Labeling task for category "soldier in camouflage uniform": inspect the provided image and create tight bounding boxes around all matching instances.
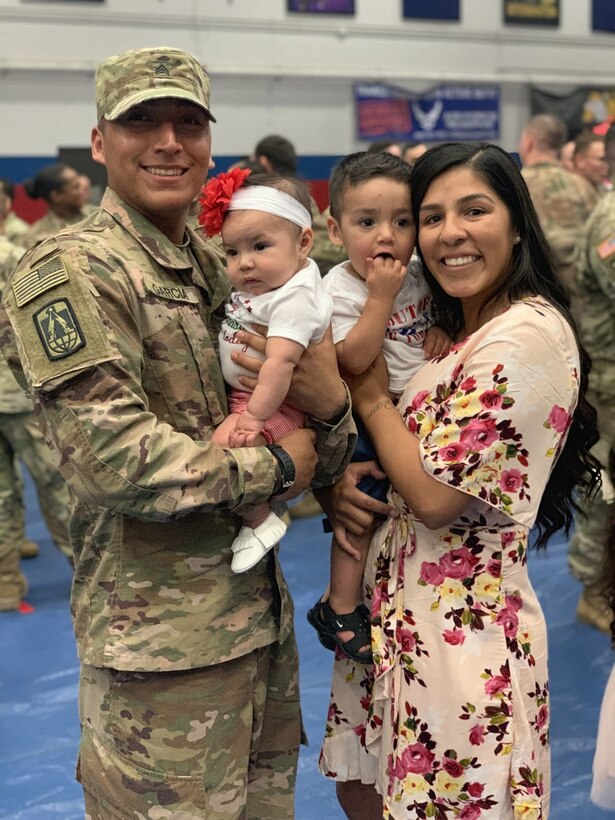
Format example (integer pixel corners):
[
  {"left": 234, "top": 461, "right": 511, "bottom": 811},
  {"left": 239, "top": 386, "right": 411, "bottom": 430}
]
[
  {"left": 519, "top": 114, "right": 597, "bottom": 317},
  {"left": 0, "top": 47, "right": 355, "bottom": 819},
  {"left": 568, "top": 189, "right": 615, "bottom": 633},
  {"left": 0, "top": 193, "right": 72, "bottom": 610},
  {"left": 18, "top": 163, "right": 88, "bottom": 251},
  {"left": 0, "top": 179, "right": 30, "bottom": 244}
]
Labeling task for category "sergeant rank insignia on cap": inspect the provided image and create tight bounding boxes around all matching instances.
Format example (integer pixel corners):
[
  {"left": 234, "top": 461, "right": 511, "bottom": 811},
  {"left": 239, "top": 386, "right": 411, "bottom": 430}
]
[
  {"left": 153, "top": 56, "right": 173, "bottom": 77},
  {"left": 33, "top": 299, "right": 85, "bottom": 360}
]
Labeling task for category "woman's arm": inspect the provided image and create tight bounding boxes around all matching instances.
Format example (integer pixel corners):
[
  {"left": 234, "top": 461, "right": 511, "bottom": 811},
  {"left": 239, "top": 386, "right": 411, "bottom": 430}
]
[{"left": 349, "top": 356, "right": 472, "bottom": 530}]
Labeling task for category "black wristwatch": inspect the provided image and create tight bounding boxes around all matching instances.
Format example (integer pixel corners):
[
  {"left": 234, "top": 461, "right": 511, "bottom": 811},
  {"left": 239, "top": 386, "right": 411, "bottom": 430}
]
[{"left": 267, "top": 444, "right": 296, "bottom": 496}]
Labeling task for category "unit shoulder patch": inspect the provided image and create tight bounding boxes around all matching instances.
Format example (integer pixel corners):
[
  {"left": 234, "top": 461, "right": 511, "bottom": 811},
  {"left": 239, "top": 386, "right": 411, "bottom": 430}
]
[{"left": 33, "top": 298, "right": 85, "bottom": 360}]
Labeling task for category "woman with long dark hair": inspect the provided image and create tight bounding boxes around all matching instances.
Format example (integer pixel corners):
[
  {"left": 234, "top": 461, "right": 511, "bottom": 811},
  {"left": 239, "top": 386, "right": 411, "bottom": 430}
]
[{"left": 319, "top": 143, "right": 600, "bottom": 819}]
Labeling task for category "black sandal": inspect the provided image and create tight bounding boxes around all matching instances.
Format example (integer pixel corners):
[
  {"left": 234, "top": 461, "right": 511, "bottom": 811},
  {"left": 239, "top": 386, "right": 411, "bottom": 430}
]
[{"left": 306, "top": 599, "right": 373, "bottom": 664}]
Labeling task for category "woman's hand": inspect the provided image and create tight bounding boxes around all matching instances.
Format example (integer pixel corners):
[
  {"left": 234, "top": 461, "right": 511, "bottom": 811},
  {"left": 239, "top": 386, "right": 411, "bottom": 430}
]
[{"left": 315, "top": 461, "right": 397, "bottom": 558}]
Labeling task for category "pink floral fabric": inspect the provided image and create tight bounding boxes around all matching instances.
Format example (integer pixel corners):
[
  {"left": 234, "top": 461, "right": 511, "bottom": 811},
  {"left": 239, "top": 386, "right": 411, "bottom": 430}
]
[{"left": 319, "top": 299, "right": 580, "bottom": 819}]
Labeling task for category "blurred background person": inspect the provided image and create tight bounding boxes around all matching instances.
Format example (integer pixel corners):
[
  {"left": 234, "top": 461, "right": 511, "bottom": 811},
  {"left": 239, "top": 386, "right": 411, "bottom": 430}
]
[
  {"left": 0, "top": 189, "right": 72, "bottom": 611},
  {"left": 568, "top": 127, "right": 615, "bottom": 633},
  {"left": 519, "top": 113, "right": 597, "bottom": 317},
  {"left": 18, "top": 163, "right": 87, "bottom": 250},
  {"left": 560, "top": 139, "right": 577, "bottom": 172},
  {"left": 402, "top": 140, "right": 427, "bottom": 166},
  {"left": 572, "top": 131, "right": 610, "bottom": 207},
  {"left": 365, "top": 139, "right": 401, "bottom": 156},
  {"left": 0, "top": 178, "right": 29, "bottom": 244}
]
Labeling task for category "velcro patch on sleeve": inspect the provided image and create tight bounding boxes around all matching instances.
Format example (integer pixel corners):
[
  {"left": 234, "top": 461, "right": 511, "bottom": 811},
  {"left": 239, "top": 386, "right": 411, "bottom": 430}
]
[
  {"left": 12, "top": 255, "right": 69, "bottom": 307},
  {"left": 6, "top": 246, "right": 120, "bottom": 388}
]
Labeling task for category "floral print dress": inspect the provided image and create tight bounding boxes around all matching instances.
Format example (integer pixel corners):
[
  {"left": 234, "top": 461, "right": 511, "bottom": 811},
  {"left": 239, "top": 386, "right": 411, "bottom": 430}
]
[{"left": 319, "top": 299, "right": 580, "bottom": 819}]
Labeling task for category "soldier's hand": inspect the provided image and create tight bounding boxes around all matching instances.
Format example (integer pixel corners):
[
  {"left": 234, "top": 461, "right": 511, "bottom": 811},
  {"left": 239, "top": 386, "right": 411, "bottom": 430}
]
[
  {"left": 275, "top": 427, "right": 318, "bottom": 501},
  {"left": 235, "top": 327, "right": 347, "bottom": 423}
]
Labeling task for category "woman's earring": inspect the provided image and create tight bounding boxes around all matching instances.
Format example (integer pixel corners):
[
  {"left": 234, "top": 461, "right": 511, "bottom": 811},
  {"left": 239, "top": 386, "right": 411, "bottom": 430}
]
[{"left": 513, "top": 235, "right": 521, "bottom": 245}]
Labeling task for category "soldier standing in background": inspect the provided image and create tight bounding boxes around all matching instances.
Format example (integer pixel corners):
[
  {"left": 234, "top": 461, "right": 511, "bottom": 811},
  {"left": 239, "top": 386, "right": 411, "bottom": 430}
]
[
  {"left": 0, "top": 190, "right": 72, "bottom": 611},
  {"left": 0, "top": 179, "right": 30, "bottom": 244},
  {"left": 519, "top": 113, "right": 597, "bottom": 317},
  {"left": 569, "top": 130, "right": 615, "bottom": 633},
  {"left": 18, "top": 163, "right": 88, "bottom": 250},
  {"left": 0, "top": 46, "right": 354, "bottom": 818},
  {"left": 572, "top": 131, "right": 609, "bottom": 208}
]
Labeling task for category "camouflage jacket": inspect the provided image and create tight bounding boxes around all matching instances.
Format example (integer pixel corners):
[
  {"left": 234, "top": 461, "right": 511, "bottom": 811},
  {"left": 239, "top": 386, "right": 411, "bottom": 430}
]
[
  {"left": 522, "top": 162, "right": 597, "bottom": 296},
  {"left": 17, "top": 208, "right": 89, "bottom": 251},
  {"left": 311, "top": 205, "right": 345, "bottom": 277},
  {"left": 575, "top": 190, "right": 615, "bottom": 399},
  {"left": 0, "top": 236, "right": 31, "bottom": 413},
  {"left": 5, "top": 211, "right": 30, "bottom": 244},
  {"left": 0, "top": 188, "right": 355, "bottom": 672}
]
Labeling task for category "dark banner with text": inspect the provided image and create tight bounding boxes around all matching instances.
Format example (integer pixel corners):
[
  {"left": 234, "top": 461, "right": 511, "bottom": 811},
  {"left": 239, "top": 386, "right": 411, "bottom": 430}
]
[
  {"left": 403, "top": 0, "right": 460, "bottom": 20},
  {"left": 592, "top": 0, "right": 615, "bottom": 33}
]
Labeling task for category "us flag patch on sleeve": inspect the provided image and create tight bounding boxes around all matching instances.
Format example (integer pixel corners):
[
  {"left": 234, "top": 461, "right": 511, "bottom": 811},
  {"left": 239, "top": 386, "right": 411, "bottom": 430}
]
[
  {"left": 12, "top": 256, "right": 69, "bottom": 307},
  {"left": 597, "top": 234, "right": 615, "bottom": 260}
]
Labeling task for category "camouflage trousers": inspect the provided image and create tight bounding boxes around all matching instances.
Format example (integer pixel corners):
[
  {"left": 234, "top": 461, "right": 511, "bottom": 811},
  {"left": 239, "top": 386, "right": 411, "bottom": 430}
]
[
  {"left": 0, "top": 411, "right": 71, "bottom": 561},
  {"left": 568, "top": 389, "right": 614, "bottom": 587},
  {"left": 78, "top": 635, "right": 303, "bottom": 819}
]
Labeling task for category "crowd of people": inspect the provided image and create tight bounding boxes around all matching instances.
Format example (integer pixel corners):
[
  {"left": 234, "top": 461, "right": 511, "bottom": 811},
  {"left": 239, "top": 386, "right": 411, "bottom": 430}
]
[{"left": 0, "top": 44, "right": 613, "bottom": 819}]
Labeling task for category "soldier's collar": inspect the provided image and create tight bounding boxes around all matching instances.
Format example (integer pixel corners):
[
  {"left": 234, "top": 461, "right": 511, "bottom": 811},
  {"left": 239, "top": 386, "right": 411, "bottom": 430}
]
[{"left": 101, "top": 187, "right": 196, "bottom": 272}]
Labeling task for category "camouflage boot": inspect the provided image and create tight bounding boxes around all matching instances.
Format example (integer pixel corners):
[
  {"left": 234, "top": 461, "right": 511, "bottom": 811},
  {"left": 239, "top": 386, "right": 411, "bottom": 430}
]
[
  {"left": 0, "top": 550, "right": 28, "bottom": 611},
  {"left": 576, "top": 586, "right": 613, "bottom": 635}
]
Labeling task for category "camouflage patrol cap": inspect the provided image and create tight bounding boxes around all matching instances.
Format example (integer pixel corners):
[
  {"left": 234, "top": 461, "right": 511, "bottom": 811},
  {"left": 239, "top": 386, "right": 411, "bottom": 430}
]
[{"left": 95, "top": 46, "right": 216, "bottom": 123}]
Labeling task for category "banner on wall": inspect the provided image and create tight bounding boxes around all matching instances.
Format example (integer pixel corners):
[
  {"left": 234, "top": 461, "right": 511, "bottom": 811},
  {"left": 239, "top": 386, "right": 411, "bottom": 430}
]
[
  {"left": 530, "top": 86, "right": 615, "bottom": 137},
  {"left": 402, "top": 0, "right": 460, "bottom": 21},
  {"left": 592, "top": 0, "right": 615, "bottom": 33},
  {"left": 504, "top": 0, "right": 559, "bottom": 26},
  {"left": 354, "top": 83, "right": 500, "bottom": 142}
]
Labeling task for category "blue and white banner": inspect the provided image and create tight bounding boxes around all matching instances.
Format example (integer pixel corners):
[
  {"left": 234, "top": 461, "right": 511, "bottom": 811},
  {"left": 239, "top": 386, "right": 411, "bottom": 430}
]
[{"left": 355, "top": 83, "right": 500, "bottom": 142}]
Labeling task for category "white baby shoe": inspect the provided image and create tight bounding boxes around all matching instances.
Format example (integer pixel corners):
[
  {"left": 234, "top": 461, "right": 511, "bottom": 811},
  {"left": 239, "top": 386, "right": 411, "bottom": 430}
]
[{"left": 230, "top": 511, "right": 288, "bottom": 573}]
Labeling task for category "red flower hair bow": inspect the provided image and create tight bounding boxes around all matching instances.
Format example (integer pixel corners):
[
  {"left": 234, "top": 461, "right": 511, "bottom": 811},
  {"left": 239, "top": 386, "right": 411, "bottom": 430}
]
[{"left": 198, "top": 167, "right": 252, "bottom": 237}]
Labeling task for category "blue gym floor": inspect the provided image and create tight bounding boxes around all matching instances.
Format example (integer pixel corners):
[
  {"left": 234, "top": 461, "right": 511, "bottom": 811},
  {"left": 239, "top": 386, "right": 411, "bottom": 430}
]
[{"left": 1, "top": 476, "right": 613, "bottom": 819}]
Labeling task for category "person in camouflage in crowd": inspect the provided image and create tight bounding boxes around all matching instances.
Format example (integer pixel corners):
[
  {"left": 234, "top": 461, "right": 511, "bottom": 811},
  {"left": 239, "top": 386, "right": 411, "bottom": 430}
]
[
  {"left": 572, "top": 131, "right": 609, "bottom": 208},
  {"left": 18, "top": 163, "right": 88, "bottom": 251},
  {"left": 0, "top": 191, "right": 72, "bottom": 610},
  {"left": 0, "top": 46, "right": 355, "bottom": 819},
  {"left": 568, "top": 182, "right": 615, "bottom": 633},
  {"left": 519, "top": 113, "right": 598, "bottom": 318},
  {"left": 0, "top": 179, "right": 30, "bottom": 244}
]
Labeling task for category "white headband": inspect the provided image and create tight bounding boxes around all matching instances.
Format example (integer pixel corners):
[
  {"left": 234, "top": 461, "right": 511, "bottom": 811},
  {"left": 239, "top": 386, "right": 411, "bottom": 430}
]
[{"left": 227, "top": 185, "right": 312, "bottom": 229}]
